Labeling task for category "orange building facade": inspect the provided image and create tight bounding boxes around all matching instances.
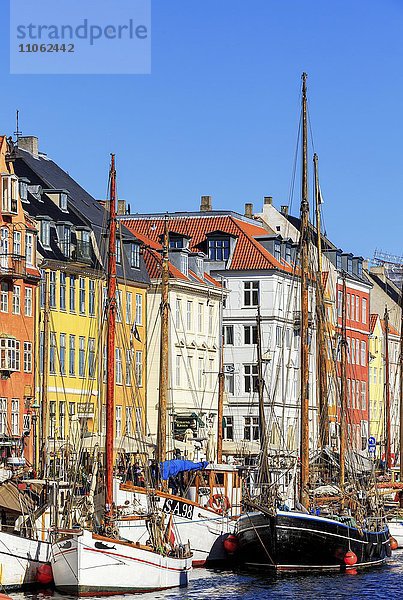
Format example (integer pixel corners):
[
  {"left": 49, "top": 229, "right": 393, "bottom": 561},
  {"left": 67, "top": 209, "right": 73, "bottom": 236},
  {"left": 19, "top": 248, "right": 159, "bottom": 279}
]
[{"left": 0, "top": 136, "right": 40, "bottom": 468}]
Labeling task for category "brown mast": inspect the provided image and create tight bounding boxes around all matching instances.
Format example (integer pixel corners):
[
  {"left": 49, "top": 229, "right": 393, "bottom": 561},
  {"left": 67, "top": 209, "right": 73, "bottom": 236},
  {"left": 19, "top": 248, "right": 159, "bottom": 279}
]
[
  {"left": 105, "top": 154, "right": 117, "bottom": 513},
  {"left": 300, "top": 72, "right": 310, "bottom": 509},
  {"left": 256, "top": 305, "right": 269, "bottom": 485},
  {"left": 156, "top": 218, "right": 170, "bottom": 465},
  {"left": 313, "top": 153, "right": 329, "bottom": 448},
  {"left": 384, "top": 306, "right": 391, "bottom": 471},
  {"left": 217, "top": 328, "right": 224, "bottom": 463},
  {"left": 40, "top": 270, "right": 50, "bottom": 475},
  {"left": 339, "top": 275, "right": 347, "bottom": 490}
]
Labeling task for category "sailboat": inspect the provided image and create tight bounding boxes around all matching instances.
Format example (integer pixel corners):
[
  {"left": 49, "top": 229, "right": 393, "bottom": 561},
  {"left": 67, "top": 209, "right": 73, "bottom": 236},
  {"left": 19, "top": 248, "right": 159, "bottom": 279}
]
[
  {"left": 234, "top": 73, "right": 391, "bottom": 573},
  {"left": 114, "top": 219, "right": 242, "bottom": 567},
  {"left": 50, "top": 155, "right": 192, "bottom": 595}
]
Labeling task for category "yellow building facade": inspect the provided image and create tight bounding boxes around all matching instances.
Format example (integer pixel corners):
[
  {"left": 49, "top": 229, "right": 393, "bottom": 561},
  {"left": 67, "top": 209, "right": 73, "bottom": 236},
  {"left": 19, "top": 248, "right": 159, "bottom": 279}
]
[{"left": 368, "top": 314, "right": 384, "bottom": 453}]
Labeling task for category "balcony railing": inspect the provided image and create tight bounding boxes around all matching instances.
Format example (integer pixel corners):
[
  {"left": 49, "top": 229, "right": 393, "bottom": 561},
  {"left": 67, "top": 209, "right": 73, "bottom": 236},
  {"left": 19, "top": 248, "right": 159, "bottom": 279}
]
[{"left": 0, "top": 254, "right": 26, "bottom": 278}]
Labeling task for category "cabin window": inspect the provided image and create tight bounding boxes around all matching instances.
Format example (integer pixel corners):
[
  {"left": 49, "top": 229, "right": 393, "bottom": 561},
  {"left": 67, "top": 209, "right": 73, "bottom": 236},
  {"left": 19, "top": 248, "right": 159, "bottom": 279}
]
[{"left": 208, "top": 238, "right": 230, "bottom": 261}]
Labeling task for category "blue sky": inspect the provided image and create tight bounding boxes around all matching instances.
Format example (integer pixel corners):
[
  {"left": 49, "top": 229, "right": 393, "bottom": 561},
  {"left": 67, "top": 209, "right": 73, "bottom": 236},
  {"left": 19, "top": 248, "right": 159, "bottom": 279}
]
[{"left": 1, "top": 0, "right": 402, "bottom": 259}]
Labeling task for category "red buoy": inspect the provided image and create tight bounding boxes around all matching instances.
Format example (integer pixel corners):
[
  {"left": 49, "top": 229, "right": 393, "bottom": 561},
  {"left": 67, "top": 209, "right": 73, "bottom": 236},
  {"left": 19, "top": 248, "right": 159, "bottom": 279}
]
[
  {"left": 390, "top": 536, "right": 399, "bottom": 551},
  {"left": 36, "top": 564, "right": 53, "bottom": 585},
  {"left": 344, "top": 550, "right": 358, "bottom": 566},
  {"left": 223, "top": 534, "right": 239, "bottom": 554}
]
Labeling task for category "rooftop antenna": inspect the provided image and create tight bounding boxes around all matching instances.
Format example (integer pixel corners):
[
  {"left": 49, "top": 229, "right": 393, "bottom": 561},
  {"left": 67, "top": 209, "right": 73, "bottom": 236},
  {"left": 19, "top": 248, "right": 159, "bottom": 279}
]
[{"left": 14, "top": 110, "right": 22, "bottom": 142}]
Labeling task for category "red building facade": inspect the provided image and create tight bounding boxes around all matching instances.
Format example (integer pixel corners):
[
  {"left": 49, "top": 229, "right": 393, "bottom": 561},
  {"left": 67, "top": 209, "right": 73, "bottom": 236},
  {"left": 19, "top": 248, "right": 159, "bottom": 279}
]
[{"left": 0, "top": 136, "right": 40, "bottom": 468}]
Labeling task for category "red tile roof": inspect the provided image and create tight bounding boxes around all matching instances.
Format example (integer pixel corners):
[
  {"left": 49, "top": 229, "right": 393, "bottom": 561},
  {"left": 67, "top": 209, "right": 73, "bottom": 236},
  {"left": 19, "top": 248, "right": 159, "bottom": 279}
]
[
  {"left": 381, "top": 319, "right": 400, "bottom": 337},
  {"left": 370, "top": 313, "right": 378, "bottom": 334},
  {"left": 122, "top": 214, "right": 293, "bottom": 273}
]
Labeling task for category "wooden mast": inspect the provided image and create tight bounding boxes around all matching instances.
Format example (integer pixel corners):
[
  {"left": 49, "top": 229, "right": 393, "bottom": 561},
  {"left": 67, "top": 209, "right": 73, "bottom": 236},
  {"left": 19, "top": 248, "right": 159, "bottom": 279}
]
[
  {"left": 399, "top": 285, "right": 403, "bottom": 498},
  {"left": 105, "top": 154, "right": 117, "bottom": 513},
  {"left": 217, "top": 328, "right": 224, "bottom": 463},
  {"left": 339, "top": 275, "right": 347, "bottom": 490},
  {"left": 40, "top": 270, "right": 50, "bottom": 475},
  {"left": 313, "top": 153, "right": 329, "bottom": 448},
  {"left": 256, "top": 305, "right": 269, "bottom": 484},
  {"left": 300, "top": 72, "right": 310, "bottom": 509},
  {"left": 156, "top": 218, "right": 169, "bottom": 465},
  {"left": 384, "top": 306, "right": 391, "bottom": 471}
]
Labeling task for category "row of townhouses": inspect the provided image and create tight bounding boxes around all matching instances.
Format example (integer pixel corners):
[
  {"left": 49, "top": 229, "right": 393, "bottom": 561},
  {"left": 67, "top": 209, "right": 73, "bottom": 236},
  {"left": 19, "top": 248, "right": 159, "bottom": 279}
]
[{"left": 0, "top": 134, "right": 401, "bottom": 473}]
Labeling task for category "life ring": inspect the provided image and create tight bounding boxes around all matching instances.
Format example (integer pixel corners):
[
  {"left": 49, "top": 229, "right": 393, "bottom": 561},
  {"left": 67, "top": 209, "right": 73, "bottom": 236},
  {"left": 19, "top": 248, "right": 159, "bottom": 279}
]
[{"left": 207, "top": 494, "right": 231, "bottom": 514}]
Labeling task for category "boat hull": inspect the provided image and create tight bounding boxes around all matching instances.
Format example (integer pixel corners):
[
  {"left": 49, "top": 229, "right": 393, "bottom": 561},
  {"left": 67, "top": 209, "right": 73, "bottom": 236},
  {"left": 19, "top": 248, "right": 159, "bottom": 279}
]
[
  {"left": 235, "top": 510, "right": 391, "bottom": 572},
  {"left": 0, "top": 530, "right": 50, "bottom": 589},
  {"left": 51, "top": 529, "right": 192, "bottom": 596},
  {"left": 388, "top": 520, "right": 403, "bottom": 548}
]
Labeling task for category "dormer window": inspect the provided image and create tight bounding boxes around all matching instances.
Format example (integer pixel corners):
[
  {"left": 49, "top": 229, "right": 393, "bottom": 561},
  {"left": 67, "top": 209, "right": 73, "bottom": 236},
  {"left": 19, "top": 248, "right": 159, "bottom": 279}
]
[
  {"left": 357, "top": 261, "right": 363, "bottom": 277},
  {"left": 285, "top": 245, "right": 292, "bottom": 264},
  {"left": 274, "top": 241, "right": 281, "bottom": 262},
  {"left": 336, "top": 254, "right": 342, "bottom": 270},
  {"left": 76, "top": 229, "right": 91, "bottom": 261},
  {"left": 116, "top": 239, "right": 121, "bottom": 264},
  {"left": 180, "top": 253, "right": 189, "bottom": 277},
  {"left": 19, "top": 179, "right": 28, "bottom": 203},
  {"left": 208, "top": 238, "right": 230, "bottom": 261},
  {"left": 130, "top": 243, "right": 140, "bottom": 268},
  {"left": 60, "top": 193, "right": 67, "bottom": 211},
  {"left": 1, "top": 175, "right": 18, "bottom": 214},
  {"left": 40, "top": 220, "right": 51, "bottom": 248},
  {"left": 197, "top": 257, "right": 203, "bottom": 273},
  {"left": 57, "top": 224, "right": 71, "bottom": 257},
  {"left": 347, "top": 257, "right": 353, "bottom": 274},
  {"left": 170, "top": 238, "right": 183, "bottom": 249}
]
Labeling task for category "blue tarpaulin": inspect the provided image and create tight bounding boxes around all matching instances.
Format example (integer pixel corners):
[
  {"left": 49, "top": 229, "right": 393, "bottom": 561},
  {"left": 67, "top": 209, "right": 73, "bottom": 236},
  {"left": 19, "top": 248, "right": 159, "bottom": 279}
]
[{"left": 160, "top": 459, "right": 209, "bottom": 481}]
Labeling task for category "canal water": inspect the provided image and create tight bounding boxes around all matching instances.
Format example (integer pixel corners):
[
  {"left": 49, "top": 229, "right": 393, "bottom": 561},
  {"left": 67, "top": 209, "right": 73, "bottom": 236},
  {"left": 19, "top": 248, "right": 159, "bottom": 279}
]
[{"left": 12, "top": 552, "right": 403, "bottom": 600}]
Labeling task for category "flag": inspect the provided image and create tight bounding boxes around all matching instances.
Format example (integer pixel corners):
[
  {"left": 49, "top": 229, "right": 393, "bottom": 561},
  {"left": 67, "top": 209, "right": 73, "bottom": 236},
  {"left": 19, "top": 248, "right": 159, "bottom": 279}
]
[
  {"left": 318, "top": 184, "right": 324, "bottom": 205},
  {"left": 165, "top": 513, "right": 175, "bottom": 547},
  {"left": 131, "top": 323, "right": 141, "bottom": 343}
]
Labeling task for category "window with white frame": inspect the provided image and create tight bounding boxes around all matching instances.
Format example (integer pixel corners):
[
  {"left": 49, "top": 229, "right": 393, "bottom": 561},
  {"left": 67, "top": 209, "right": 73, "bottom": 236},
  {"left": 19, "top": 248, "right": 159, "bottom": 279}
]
[
  {"left": 79, "top": 336, "right": 85, "bottom": 377},
  {"left": 69, "top": 335, "right": 75, "bottom": 376},
  {"left": 0, "top": 282, "right": 8, "bottom": 313},
  {"left": 0, "top": 398, "right": 6, "bottom": 434},
  {"left": 198, "top": 357, "right": 204, "bottom": 388},
  {"left": 49, "top": 271, "right": 56, "bottom": 308},
  {"left": 186, "top": 300, "right": 192, "bottom": 331},
  {"left": 79, "top": 277, "right": 85, "bottom": 314},
  {"left": 11, "top": 399, "right": 19, "bottom": 435},
  {"left": 208, "top": 238, "right": 230, "bottom": 261},
  {"left": 244, "top": 325, "right": 258, "bottom": 345},
  {"left": 362, "top": 298, "right": 367, "bottom": 324},
  {"left": 176, "top": 298, "right": 182, "bottom": 329},
  {"left": 130, "top": 243, "right": 140, "bottom": 268},
  {"left": 40, "top": 220, "right": 51, "bottom": 248},
  {"left": 89, "top": 280, "right": 95, "bottom": 316},
  {"left": 0, "top": 338, "right": 20, "bottom": 371},
  {"left": 116, "top": 289, "right": 122, "bottom": 322},
  {"left": 209, "top": 358, "right": 214, "bottom": 390},
  {"left": 244, "top": 364, "right": 258, "bottom": 393},
  {"left": 135, "top": 293, "right": 142, "bottom": 325},
  {"left": 69, "top": 276, "right": 76, "bottom": 312},
  {"left": 356, "top": 296, "right": 360, "bottom": 322},
  {"left": 88, "top": 338, "right": 95, "bottom": 378},
  {"left": 125, "top": 349, "right": 132, "bottom": 386},
  {"left": 59, "top": 272, "right": 66, "bottom": 311},
  {"left": 208, "top": 304, "right": 214, "bottom": 334},
  {"left": 224, "top": 364, "right": 235, "bottom": 394},
  {"left": 0, "top": 227, "right": 9, "bottom": 269},
  {"left": 24, "top": 286, "right": 32, "bottom": 316},
  {"left": 23, "top": 341, "right": 32, "bottom": 372},
  {"left": 361, "top": 381, "right": 367, "bottom": 410},
  {"left": 25, "top": 232, "right": 34, "bottom": 265},
  {"left": 337, "top": 290, "right": 343, "bottom": 318},
  {"left": 49, "top": 332, "right": 56, "bottom": 373},
  {"left": 135, "top": 350, "right": 143, "bottom": 387},
  {"left": 125, "top": 406, "right": 133, "bottom": 436},
  {"left": 198, "top": 302, "right": 203, "bottom": 333},
  {"left": 116, "top": 239, "right": 121, "bottom": 264},
  {"left": 244, "top": 416, "right": 259, "bottom": 441},
  {"left": 126, "top": 292, "right": 132, "bottom": 324},
  {"left": 175, "top": 355, "right": 181, "bottom": 387},
  {"left": 115, "top": 348, "right": 122, "bottom": 384},
  {"left": 1, "top": 176, "right": 18, "bottom": 213},
  {"left": 116, "top": 406, "right": 122, "bottom": 437},
  {"left": 223, "top": 325, "right": 234, "bottom": 345},
  {"left": 361, "top": 341, "right": 366, "bottom": 366},
  {"left": 12, "top": 285, "right": 20, "bottom": 314},
  {"left": 223, "top": 416, "right": 234, "bottom": 440},
  {"left": 59, "top": 401, "right": 66, "bottom": 439},
  {"left": 243, "top": 281, "right": 259, "bottom": 307},
  {"left": 13, "top": 231, "right": 21, "bottom": 256}
]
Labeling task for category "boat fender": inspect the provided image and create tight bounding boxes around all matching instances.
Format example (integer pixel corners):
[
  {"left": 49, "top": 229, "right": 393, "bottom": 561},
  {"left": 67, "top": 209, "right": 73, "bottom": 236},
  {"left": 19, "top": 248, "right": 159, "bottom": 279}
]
[
  {"left": 36, "top": 564, "right": 54, "bottom": 585},
  {"left": 207, "top": 494, "right": 231, "bottom": 514},
  {"left": 343, "top": 551, "right": 357, "bottom": 566},
  {"left": 223, "top": 534, "right": 239, "bottom": 554},
  {"left": 0, "top": 594, "right": 13, "bottom": 600},
  {"left": 390, "top": 536, "right": 399, "bottom": 551}
]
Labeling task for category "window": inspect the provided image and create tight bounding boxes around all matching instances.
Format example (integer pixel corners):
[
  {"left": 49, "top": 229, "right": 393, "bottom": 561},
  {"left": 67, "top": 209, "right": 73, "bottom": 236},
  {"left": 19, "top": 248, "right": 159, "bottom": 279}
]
[
  {"left": 186, "top": 301, "right": 193, "bottom": 331},
  {"left": 116, "top": 406, "right": 122, "bottom": 438},
  {"left": 223, "top": 416, "right": 234, "bottom": 440},
  {"left": 59, "top": 402, "right": 66, "bottom": 439},
  {"left": 11, "top": 399, "right": 19, "bottom": 436},
  {"left": 169, "top": 238, "right": 184, "bottom": 249},
  {"left": 356, "top": 296, "right": 360, "bottom": 322},
  {"left": 77, "top": 229, "right": 91, "bottom": 260},
  {"left": 274, "top": 241, "right": 281, "bottom": 262},
  {"left": 23, "top": 342, "right": 32, "bottom": 372},
  {"left": 373, "top": 367, "right": 377, "bottom": 385},
  {"left": 0, "top": 338, "right": 20, "bottom": 371},
  {"left": 12, "top": 285, "right": 20, "bottom": 314},
  {"left": 244, "top": 416, "right": 259, "bottom": 441},
  {"left": 69, "top": 276, "right": 76, "bottom": 312},
  {"left": 25, "top": 232, "right": 34, "bottom": 265},
  {"left": 135, "top": 350, "right": 143, "bottom": 387},
  {"left": 24, "top": 287, "right": 32, "bottom": 316},
  {"left": 69, "top": 402, "right": 75, "bottom": 418},
  {"left": 0, "top": 282, "right": 8, "bottom": 313},
  {"left": 244, "top": 364, "right": 258, "bottom": 393},
  {"left": 88, "top": 338, "right": 95, "bottom": 378},
  {"left": 176, "top": 298, "right": 182, "bottom": 329},
  {"left": 49, "top": 332, "right": 56, "bottom": 373},
  {"left": 351, "top": 294, "right": 355, "bottom": 321},
  {"left": 224, "top": 325, "right": 234, "bottom": 345},
  {"left": 361, "top": 381, "right": 367, "bottom": 410},
  {"left": 13, "top": 231, "right": 21, "bottom": 255},
  {"left": 0, "top": 399, "right": 6, "bottom": 434},
  {"left": 208, "top": 304, "right": 214, "bottom": 334},
  {"left": 198, "top": 357, "right": 204, "bottom": 388},
  {"left": 116, "top": 289, "right": 122, "bottom": 322},
  {"left": 69, "top": 335, "right": 76, "bottom": 376},
  {"left": 0, "top": 227, "right": 9, "bottom": 269},
  {"left": 116, "top": 348, "right": 122, "bottom": 384},
  {"left": 135, "top": 293, "right": 142, "bottom": 325},
  {"left": 59, "top": 333, "right": 66, "bottom": 375},
  {"left": 276, "top": 325, "right": 282, "bottom": 347},
  {"left": 126, "top": 292, "right": 132, "bottom": 324},
  {"left": 347, "top": 379, "right": 351, "bottom": 408},
  {"left": 48, "top": 271, "right": 56, "bottom": 308},
  {"left": 59, "top": 272, "right": 66, "bottom": 311},
  {"left": 351, "top": 338, "right": 355, "bottom": 365},
  {"left": 58, "top": 225, "right": 71, "bottom": 257},
  {"left": 116, "top": 239, "right": 121, "bottom": 264},
  {"left": 89, "top": 280, "right": 96, "bottom": 316},
  {"left": 347, "top": 294, "right": 351, "bottom": 320},
  {"left": 40, "top": 220, "right": 50, "bottom": 248},
  {"left": 60, "top": 193, "right": 67, "bottom": 211},
  {"left": 79, "top": 277, "right": 85, "bottom": 314},
  {"left": 125, "top": 349, "right": 132, "bottom": 386},
  {"left": 209, "top": 358, "right": 214, "bottom": 390},
  {"left": 362, "top": 298, "right": 367, "bottom": 324},
  {"left": 244, "top": 325, "right": 258, "bottom": 345},
  {"left": 125, "top": 406, "right": 133, "bottom": 436},
  {"left": 243, "top": 281, "right": 259, "bottom": 306},
  {"left": 130, "top": 243, "right": 140, "bottom": 268},
  {"left": 79, "top": 336, "right": 85, "bottom": 377},
  {"left": 1, "top": 176, "right": 18, "bottom": 213},
  {"left": 180, "top": 254, "right": 188, "bottom": 276},
  {"left": 208, "top": 238, "right": 230, "bottom": 261},
  {"left": 337, "top": 290, "right": 343, "bottom": 318},
  {"left": 224, "top": 364, "right": 235, "bottom": 394},
  {"left": 198, "top": 302, "right": 203, "bottom": 333},
  {"left": 175, "top": 355, "right": 181, "bottom": 387},
  {"left": 361, "top": 341, "right": 366, "bottom": 366},
  {"left": 286, "top": 328, "right": 292, "bottom": 349}
]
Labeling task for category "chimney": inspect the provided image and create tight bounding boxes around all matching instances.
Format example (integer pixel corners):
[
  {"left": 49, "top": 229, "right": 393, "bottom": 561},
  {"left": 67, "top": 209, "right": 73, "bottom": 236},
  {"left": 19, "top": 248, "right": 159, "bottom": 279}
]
[
  {"left": 117, "top": 200, "right": 127, "bottom": 215},
  {"left": 280, "top": 205, "right": 289, "bottom": 217},
  {"left": 200, "top": 195, "right": 212, "bottom": 212},
  {"left": 18, "top": 136, "right": 39, "bottom": 157},
  {"left": 264, "top": 196, "right": 273, "bottom": 205},
  {"left": 244, "top": 203, "right": 253, "bottom": 218}
]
